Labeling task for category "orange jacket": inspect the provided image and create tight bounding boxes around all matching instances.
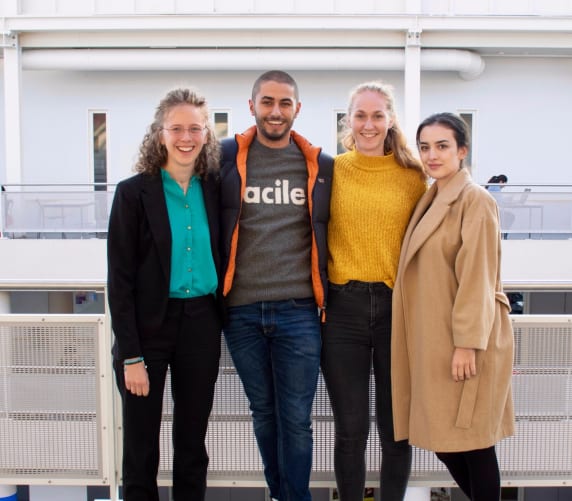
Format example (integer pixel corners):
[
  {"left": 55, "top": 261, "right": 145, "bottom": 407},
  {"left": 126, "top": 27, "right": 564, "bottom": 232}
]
[{"left": 220, "top": 125, "right": 333, "bottom": 311}]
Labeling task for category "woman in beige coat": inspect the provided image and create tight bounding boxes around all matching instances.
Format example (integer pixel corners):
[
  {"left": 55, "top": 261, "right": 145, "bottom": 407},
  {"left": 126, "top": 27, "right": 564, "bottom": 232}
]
[{"left": 391, "top": 113, "right": 514, "bottom": 500}]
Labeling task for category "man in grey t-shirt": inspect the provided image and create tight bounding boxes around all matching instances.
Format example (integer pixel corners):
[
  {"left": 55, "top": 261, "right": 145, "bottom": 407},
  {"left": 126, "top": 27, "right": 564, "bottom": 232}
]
[{"left": 220, "top": 70, "right": 333, "bottom": 501}]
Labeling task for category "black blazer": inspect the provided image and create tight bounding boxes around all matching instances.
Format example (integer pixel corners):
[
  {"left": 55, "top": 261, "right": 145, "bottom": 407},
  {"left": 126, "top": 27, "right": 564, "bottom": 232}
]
[{"left": 107, "top": 171, "right": 221, "bottom": 361}]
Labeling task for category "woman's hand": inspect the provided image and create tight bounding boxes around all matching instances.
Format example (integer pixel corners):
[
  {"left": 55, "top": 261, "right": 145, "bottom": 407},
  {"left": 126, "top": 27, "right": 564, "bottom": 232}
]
[
  {"left": 124, "top": 362, "right": 150, "bottom": 397},
  {"left": 451, "top": 347, "right": 477, "bottom": 382}
]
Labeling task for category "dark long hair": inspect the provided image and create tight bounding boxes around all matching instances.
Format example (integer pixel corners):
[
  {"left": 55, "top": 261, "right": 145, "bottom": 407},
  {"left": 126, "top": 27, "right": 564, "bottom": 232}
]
[{"left": 416, "top": 112, "right": 470, "bottom": 168}]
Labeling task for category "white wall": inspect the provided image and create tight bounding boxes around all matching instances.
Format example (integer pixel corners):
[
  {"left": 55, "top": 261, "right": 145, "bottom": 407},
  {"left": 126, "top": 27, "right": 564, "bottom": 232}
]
[
  {"left": 0, "top": 238, "right": 570, "bottom": 289},
  {"left": 0, "top": 65, "right": 5, "bottom": 185},
  {"left": 15, "top": 57, "right": 572, "bottom": 186},
  {"left": 0, "top": 239, "right": 106, "bottom": 284},
  {"left": 20, "top": 69, "right": 405, "bottom": 184},
  {"left": 8, "top": 0, "right": 572, "bottom": 16},
  {"left": 421, "top": 56, "right": 572, "bottom": 184}
]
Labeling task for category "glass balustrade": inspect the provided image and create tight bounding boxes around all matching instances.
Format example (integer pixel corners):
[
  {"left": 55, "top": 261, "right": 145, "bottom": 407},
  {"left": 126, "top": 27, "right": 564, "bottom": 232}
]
[
  {"left": 1, "top": 184, "right": 572, "bottom": 239},
  {"left": 0, "top": 185, "right": 115, "bottom": 239}
]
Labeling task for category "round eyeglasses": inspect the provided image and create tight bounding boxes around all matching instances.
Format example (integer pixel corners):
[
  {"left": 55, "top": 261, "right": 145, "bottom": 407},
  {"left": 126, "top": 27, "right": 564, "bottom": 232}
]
[{"left": 162, "top": 126, "right": 206, "bottom": 137}]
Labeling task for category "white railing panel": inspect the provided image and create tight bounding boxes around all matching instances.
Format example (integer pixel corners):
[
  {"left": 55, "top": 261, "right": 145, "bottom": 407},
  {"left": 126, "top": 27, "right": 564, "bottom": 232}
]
[
  {"left": 0, "top": 314, "right": 113, "bottom": 485},
  {"left": 1, "top": 312, "right": 571, "bottom": 487}
]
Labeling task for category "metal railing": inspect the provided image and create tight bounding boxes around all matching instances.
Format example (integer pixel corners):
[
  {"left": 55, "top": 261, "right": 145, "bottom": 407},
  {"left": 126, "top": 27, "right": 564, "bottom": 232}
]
[
  {"left": 486, "top": 184, "right": 572, "bottom": 239},
  {"left": 0, "top": 184, "right": 115, "bottom": 239},
  {"left": 1, "top": 308, "right": 571, "bottom": 498},
  {"left": 2, "top": 184, "right": 572, "bottom": 240},
  {"left": 0, "top": 313, "right": 114, "bottom": 488}
]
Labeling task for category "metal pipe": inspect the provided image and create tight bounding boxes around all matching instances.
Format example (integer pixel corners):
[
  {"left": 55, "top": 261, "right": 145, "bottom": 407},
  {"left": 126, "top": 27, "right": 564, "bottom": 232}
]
[{"left": 20, "top": 48, "right": 485, "bottom": 79}]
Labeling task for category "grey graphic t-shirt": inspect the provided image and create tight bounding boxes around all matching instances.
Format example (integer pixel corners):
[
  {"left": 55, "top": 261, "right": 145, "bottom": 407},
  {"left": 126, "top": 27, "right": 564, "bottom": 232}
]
[{"left": 227, "top": 138, "right": 313, "bottom": 307}]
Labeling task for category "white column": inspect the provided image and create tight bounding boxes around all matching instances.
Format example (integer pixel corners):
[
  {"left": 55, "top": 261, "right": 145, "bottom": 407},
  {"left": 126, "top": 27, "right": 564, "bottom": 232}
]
[
  {"left": 403, "top": 29, "right": 422, "bottom": 151},
  {"left": 404, "top": 486, "right": 431, "bottom": 501},
  {"left": 0, "top": 291, "right": 16, "bottom": 501},
  {"left": 3, "top": 33, "right": 23, "bottom": 185}
]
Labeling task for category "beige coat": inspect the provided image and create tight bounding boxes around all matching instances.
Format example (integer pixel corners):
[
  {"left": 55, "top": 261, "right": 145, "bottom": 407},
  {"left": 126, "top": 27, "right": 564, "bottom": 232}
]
[{"left": 391, "top": 168, "right": 515, "bottom": 452}]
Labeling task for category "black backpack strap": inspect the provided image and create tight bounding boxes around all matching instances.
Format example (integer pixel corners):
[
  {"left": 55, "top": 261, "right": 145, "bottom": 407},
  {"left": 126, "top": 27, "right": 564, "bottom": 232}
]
[
  {"left": 221, "top": 137, "right": 238, "bottom": 170},
  {"left": 317, "top": 150, "right": 334, "bottom": 175}
]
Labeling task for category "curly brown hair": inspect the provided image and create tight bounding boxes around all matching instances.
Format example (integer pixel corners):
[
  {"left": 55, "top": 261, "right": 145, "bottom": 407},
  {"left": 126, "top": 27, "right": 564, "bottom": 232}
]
[
  {"left": 134, "top": 88, "right": 220, "bottom": 178},
  {"left": 340, "top": 81, "right": 426, "bottom": 180}
]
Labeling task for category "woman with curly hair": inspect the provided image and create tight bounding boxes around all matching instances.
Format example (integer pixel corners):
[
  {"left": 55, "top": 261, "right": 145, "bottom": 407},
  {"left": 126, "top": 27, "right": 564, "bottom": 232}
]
[{"left": 107, "top": 88, "right": 222, "bottom": 501}]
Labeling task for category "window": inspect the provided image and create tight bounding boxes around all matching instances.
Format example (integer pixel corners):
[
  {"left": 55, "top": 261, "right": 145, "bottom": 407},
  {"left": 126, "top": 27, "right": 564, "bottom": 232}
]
[
  {"left": 212, "top": 111, "right": 230, "bottom": 139},
  {"left": 89, "top": 111, "right": 110, "bottom": 237},
  {"left": 90, "top": 111, "right": 107, "bottom": 191},
  {"left": 459, "top": 110, "right": 476, "bottom": 172},
  {"left": 336, "top": 111, "right": 347, "bottom": 154}
]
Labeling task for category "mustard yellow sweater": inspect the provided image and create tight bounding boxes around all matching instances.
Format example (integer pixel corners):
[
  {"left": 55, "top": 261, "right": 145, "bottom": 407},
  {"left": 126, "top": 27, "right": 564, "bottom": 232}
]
[{"left": 328, "top": 149, "right": 427, "bottom": 288}]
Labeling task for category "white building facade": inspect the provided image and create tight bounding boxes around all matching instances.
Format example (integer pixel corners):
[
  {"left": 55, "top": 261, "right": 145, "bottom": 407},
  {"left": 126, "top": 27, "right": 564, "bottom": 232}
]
[
  {"left": 1, "top": 0, "right": 572, "bottom": 187},
  {"left": 1, "top": 2, "right": 572, "bottom": 501}
]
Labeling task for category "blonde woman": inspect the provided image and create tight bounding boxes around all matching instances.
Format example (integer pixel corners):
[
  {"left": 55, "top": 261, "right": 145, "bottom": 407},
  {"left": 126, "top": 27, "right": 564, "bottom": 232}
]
[{"left": 321, "top": 81, "right": 427, "bottom": 501}]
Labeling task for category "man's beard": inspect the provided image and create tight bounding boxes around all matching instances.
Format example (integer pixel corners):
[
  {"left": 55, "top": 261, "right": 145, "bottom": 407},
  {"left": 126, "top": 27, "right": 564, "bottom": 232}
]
[{"left": 255, "top": 116, "right": 292, "bottom": 143}]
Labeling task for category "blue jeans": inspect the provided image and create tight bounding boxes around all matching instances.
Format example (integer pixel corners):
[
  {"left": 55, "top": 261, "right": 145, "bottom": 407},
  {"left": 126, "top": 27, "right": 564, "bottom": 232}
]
[
  {"left": 223, "top": 298, "right": 321, "bottom": 501},
  {"left": 321, "top": 282, "right": 412, "bottom": 501}
]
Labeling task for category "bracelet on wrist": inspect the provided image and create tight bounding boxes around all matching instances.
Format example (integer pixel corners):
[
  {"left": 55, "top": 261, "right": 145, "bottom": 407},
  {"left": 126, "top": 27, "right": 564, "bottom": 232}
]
[{"left": 123, "top": 356, "right": 144, "bottom": 366}]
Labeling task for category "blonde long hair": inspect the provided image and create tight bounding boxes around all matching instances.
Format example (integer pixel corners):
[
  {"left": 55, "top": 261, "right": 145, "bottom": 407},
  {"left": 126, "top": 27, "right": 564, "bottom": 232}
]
[{"left": 341, "top": 81, "right": 426, "bottom": 179}]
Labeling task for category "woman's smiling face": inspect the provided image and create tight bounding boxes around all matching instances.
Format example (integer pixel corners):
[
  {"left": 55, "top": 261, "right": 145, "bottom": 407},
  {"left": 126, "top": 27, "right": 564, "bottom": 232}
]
[
  {"left": 348, "top": 90, "right": 394, "bottom": 157},
  {"left": 160, "top": 104, "right": 207, "bottom": 171}
]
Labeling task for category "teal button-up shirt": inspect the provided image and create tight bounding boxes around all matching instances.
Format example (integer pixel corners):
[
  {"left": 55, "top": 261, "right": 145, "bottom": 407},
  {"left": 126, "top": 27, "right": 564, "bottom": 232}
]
[{"left": 161, "top": 169, "right": 217, "bottom": 298}]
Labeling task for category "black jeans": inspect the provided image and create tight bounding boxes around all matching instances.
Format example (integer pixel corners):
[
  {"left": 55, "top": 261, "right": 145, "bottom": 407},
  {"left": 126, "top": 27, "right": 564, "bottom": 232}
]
[
  {"left": 321, "top": 281, "right": 411, "bottom": 501},
  {"left": 114, "top": 296, "right": 221, "bottom": 501}
]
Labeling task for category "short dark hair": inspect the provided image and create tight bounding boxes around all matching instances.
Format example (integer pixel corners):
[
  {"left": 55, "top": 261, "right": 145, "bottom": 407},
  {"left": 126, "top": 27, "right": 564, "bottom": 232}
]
[{"left": 251, "top": 70, "right": 299, "bottom": 101}]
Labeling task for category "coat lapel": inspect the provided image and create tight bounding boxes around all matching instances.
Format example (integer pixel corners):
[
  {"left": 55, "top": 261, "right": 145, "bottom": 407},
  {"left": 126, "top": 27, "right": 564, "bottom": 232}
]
[
  {"left": 400, "top": 169, "right": 472, "bottom": 270},
  {"left": 141, "top": 173, "right": 171, "bottom": 283}
]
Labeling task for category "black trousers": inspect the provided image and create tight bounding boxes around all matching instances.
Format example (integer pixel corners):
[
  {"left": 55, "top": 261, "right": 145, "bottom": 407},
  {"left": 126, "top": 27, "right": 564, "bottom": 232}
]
[
  {"left": 321, "top": 281, "right": 412, "bottom": 501},
  {"left": 114, "top": 296, "right": 221, "bottom": 501},
  {"left": 436, "top": 447, "right": 501, "bottom": 501}
]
